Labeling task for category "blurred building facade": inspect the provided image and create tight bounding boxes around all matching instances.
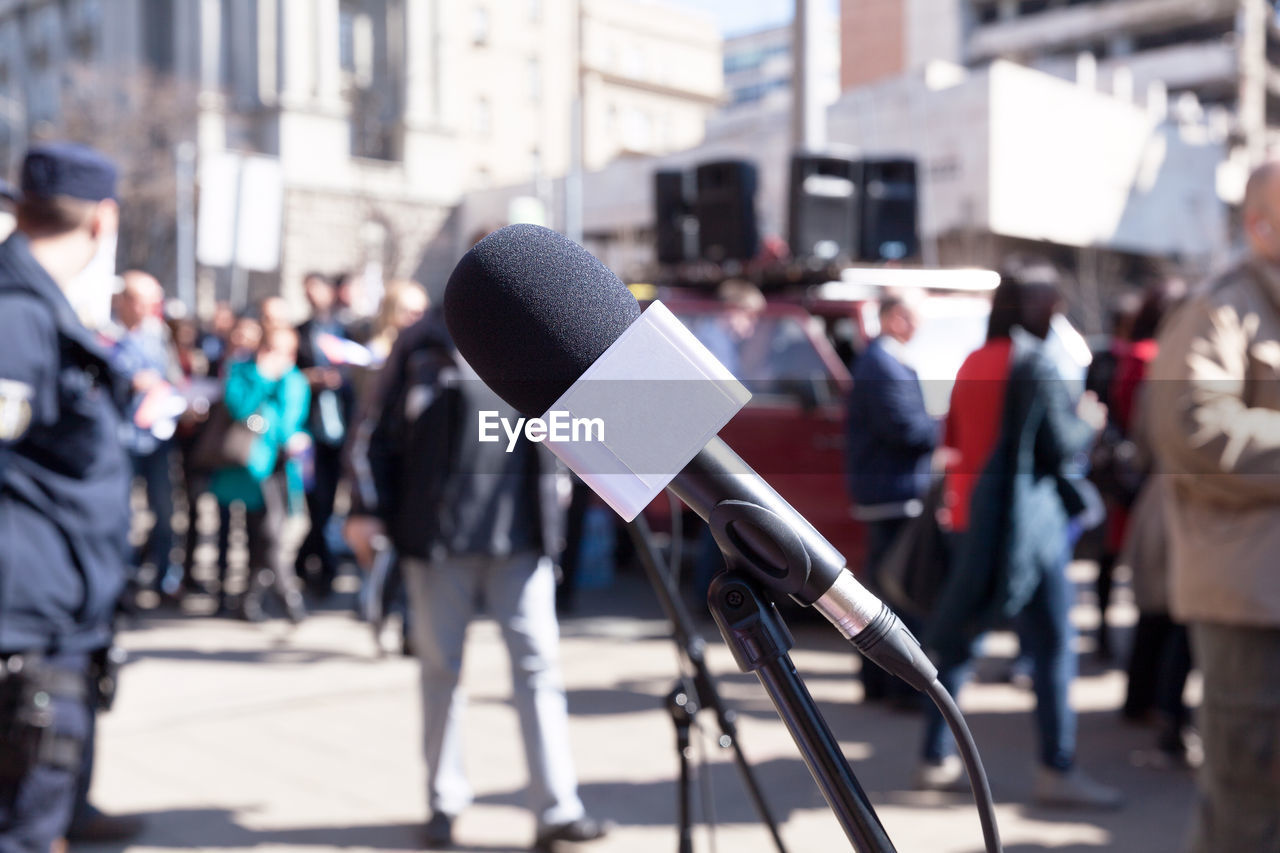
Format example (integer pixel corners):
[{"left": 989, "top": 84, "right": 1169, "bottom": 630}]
[
  {"left": 841, "top": 0, "right": 1271, "bottom": 190},
  {"left": 840, "top": 0, "right": 964, "bottom": 89},
  {"left": 721, "top": 16, "right": 840, "bottom": 116},
  {"left": 822, "top": 0, "right": 1249, "bottom": 325},
  {"left": 0, "top": 0, "right": 722, "bottom": 309},
  {"left": 456, "top": 55, "right": 1227, "bottom": 333}
]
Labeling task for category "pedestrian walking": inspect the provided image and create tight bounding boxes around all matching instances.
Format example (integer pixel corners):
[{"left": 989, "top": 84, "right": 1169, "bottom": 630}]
[
  {"left": 357, "top": 312, "right": 609, "bottom": 850},
  {"left": 914, "top": 263, "right": 1121, "bottom": 809}
]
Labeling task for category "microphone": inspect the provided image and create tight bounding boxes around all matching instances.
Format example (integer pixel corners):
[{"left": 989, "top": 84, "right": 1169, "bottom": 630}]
[{"left": 444, "top": 224, "right": 936, "bottom": 689}]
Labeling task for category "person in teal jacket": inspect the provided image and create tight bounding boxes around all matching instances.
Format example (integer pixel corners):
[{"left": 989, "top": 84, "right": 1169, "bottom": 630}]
[{"left": 210, "top": 326, "right": 311, "bottom": 622}]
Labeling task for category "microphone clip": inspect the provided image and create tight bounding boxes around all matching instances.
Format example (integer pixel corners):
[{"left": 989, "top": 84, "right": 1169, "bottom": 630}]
[{"left": 707, "top": 500, "right": 813, "bottom": 598}]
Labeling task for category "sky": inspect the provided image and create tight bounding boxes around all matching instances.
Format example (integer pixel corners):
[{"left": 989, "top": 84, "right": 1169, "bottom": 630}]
[{"left": 666, "top": 0, "right": 839, "bottom": 38}]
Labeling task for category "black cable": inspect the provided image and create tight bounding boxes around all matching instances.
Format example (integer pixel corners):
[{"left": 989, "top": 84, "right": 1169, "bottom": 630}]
[{"left": 924, "top": 678, "right": 1002, "bottom": 853}]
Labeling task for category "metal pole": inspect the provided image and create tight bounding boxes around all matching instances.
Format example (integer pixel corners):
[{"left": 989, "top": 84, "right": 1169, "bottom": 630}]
[
  {"left": 1238, "top": 0, "right": 1268, "bottom": 167},
  {"left": 627, "top": 516, "right": 790, "bottom": 853},
  {"left": 229, "top": 154, "right": 247, "bottom": 312},
  {"left": 708, "top": 574, "right": 896, "bottom": 852},
  {"left": 565, "top": 0, "right": 584, "bottom": 243},
  {"left": 175, "top": 141, "right": 197, "bottom": 314},
  {"left": 791, "top": 0, "right": 826, "bottom": 151},
  {"left": 0, "top": 94, "right": 27, "bottom": 178}
]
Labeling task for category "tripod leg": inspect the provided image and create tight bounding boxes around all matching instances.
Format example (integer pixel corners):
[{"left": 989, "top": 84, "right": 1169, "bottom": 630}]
[
  {"left": 628, "top": 518, "right": 789, "bottom": 852},
  {"left": 668, "top": 686, "right": 697, "bottom": 853}
]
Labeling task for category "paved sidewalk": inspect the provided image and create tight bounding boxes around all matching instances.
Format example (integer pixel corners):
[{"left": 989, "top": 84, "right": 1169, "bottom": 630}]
[{"left": 84, "top": 569, "right": 1195, "bottom": 853}]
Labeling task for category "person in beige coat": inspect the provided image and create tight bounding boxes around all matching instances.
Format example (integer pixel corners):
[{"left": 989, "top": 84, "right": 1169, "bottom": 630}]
[{"left": 1146, "top": 160, "right": 1280, "bottom": 852}]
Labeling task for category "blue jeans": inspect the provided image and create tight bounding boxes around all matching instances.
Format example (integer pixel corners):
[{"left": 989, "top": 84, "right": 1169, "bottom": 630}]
[
  {"left": 923, "top": 558, "right": 1077, "bottom": 771},
  {"left": 131, "top": 444, "right": 176, "bottom": 587},
  {"left": 1187, "top": 623, "right": 1280, "bottom": 853}
]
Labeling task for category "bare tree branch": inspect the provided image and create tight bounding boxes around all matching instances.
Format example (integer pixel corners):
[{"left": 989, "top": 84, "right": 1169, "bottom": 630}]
[{"left": 58, "top": 65, "right": 199, "bottom": 290}]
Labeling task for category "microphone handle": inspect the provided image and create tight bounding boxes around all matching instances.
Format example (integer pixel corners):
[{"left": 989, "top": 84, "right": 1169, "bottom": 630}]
[
  {"left": 670, "top": 437, "right": 939, "bottom": 691},
  {"left": 668, "top": 437, "right": 878, "bottom": 629}
]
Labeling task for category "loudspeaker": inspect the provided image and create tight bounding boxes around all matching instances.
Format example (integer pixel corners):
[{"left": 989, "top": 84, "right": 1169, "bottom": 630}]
[
  {"left": 859, "top": 158, "right": 919, "bottom": 262},
  {"left": 788, "top": 153, "right": 861, "bottom": 262},
  {"left": 653, "top": 169, "right": 697, "bottom": 264},
  {"left": 694, "top": 159, "right": 759, "bottom": 262}
]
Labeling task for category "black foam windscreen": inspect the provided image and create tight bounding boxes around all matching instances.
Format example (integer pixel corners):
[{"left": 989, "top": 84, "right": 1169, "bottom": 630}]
[{"left": 443, "top": 224, "right": 642, "bottom": 417}]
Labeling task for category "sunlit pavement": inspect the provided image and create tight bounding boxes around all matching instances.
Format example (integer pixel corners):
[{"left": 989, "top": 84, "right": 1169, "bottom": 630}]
[{"left": 84, "top": 563, "right": 1195, "bottom": 853}]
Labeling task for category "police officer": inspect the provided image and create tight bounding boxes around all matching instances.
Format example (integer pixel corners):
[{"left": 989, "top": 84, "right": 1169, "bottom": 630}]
[{"left": 0, "top": 143, "right": 133, "bottom": 851}]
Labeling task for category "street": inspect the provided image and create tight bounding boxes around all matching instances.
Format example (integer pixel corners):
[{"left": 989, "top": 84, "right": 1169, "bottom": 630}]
[{"left": 86, "top": 566, "right": 1195, "bottom": 853}]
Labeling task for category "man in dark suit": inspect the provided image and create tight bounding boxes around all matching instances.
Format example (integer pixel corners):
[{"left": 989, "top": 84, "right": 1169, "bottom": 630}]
[{"left": 845, "top": 290, "right": 939, "bottom": 703}]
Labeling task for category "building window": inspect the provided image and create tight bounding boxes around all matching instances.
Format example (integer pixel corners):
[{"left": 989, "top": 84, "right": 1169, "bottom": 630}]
[
  {"left": 25, "top": 11, "right": 51, "bottom": 71},
  {"left": 338, "top": 1, "right": 394, "bottom": 160},
  {"left": 474, "top": 97, "right": 491, "bottom": 135},
  {"left": 724, "top": 43, "right": 788, "bottom": 75},
  {"left": 472, "top": 7, "right": 489, "bottom": 46},
  {"left": 220, "top": 0, "right": 234, "bottom": 89},
  {"left": 350, "top": 89, "right": 395, "bottom": 160},
  {"left": 142, "top": 0, "right": 175, "bottom": 72},
  {"left": 68, "top": 0, "right": 100, "bottom": 60},
  {"left": 340, "top": 8, "right": 355, "bottom": 70},
  {"left": 340, "top": 4, "right": 375, "bottom": 88},
  {"left": 1132, "top": 18, "right": 1234, "bottom": 52}
]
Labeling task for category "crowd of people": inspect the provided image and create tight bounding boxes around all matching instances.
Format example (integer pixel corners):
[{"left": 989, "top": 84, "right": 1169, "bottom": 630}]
[
  {"left": 4, "top": 138, "right": 1280, "bottom": 853},
  {"left": 99, "top": 266, "right": 430, "bottom": 623},
  {"left": 847, "top": 162, "right": 1280, "bottom": 851}
]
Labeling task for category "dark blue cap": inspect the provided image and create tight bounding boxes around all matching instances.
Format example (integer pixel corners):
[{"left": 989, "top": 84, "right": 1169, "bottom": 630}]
[{"left": 21, "top": 142, "right": 117, "bottom": 202}]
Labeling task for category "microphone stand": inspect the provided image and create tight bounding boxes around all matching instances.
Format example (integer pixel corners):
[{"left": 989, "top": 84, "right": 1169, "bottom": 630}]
[
  {"left": 626, "top": 516, "right": 788, "bottom": 853},
  {"left": 665, "top": 438, "right": 898, "bottom": 851},
  {"left": 705, "top": 569, "right": 895, "bottom": 853}
]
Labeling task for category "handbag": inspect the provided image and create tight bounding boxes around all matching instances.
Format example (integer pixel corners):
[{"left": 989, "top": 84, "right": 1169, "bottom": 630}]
[
  {"left": 189, "top": 401, "right": 263, "bottom": 472},
  {"left": 1088, "top": 422, "right": 1144, "bottom": 507},
  {"left": 877, "top": 476, "right": 950, "bottom": 621}
]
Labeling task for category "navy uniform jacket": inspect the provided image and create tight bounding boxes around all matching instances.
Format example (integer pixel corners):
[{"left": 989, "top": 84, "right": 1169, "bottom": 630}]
[
  {"left": 0, "top": 233, "right": 130, "bottom": 654},
  {"left": 845, "top": 335, "right": 939, "bottom": 510}
]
